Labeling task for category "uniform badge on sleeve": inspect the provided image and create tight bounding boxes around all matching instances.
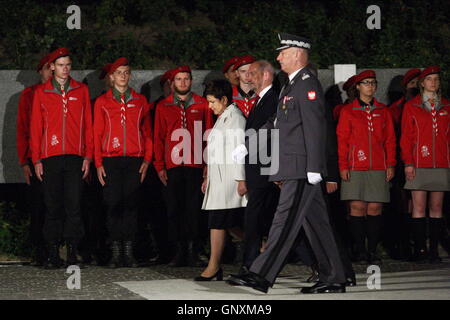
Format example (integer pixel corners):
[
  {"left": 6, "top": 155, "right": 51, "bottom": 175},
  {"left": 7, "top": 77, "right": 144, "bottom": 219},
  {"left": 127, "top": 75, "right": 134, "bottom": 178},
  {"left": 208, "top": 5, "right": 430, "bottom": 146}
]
[{"left": 307, "top": 91, "right": 316, "bottom": 100}]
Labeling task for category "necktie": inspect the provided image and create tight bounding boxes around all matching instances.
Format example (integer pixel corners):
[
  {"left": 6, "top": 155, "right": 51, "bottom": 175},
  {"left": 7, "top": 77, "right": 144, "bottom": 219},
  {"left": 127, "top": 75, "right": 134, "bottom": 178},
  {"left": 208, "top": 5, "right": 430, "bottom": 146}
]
[{"left": 254, "top": 94, "right": 260, "bottom": 107}]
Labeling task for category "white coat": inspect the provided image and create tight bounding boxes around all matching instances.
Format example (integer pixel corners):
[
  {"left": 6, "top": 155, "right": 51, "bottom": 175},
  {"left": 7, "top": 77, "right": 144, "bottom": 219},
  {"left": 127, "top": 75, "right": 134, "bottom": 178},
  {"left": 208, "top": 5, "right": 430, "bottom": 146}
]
[{"left": 202, "top": 104, "right": 248, "bottom": 210}]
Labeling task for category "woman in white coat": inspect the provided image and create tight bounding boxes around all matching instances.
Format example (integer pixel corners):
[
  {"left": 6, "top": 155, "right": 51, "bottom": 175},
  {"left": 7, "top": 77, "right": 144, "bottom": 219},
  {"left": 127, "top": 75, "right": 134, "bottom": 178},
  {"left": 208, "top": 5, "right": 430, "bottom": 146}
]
[{"left": 195, "top": 79, "right": 248, "bottom": 281}]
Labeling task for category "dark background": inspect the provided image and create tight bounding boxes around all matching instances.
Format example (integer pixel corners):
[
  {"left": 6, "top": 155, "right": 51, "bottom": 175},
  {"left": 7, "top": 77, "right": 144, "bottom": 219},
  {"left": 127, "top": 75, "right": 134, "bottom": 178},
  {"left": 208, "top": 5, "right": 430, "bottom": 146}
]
[{"left": 0, "top": 0, "right": 449, "bottom": 97}]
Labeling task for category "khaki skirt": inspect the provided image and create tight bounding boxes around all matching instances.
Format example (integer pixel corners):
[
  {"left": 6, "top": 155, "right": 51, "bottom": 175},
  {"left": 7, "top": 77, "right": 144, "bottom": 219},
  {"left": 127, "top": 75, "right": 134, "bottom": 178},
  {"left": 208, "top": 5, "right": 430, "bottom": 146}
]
[
  {"left": 341, "top": 170, "right": 390, "bottom": 203},
  {"left": 404, "top": 168, "right": 450, "bottom": 191}
]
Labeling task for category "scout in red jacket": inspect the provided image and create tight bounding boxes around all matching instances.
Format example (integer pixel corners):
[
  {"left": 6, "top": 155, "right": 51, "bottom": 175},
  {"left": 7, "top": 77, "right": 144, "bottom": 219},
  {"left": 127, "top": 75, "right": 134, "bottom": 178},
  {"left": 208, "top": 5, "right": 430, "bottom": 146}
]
[
  {"left": 30, "top": 48, "right": 93, "bottom": 268},
  {"left": 337, "top": 70, "right": 396, "bottom": 265},
  {"left": 93, "top": 57, "right": 152, "bottom": 268},
  {"left": 153, "top": 65, "right": 213, "bottom": 267},
  {"left": 15, "top": 53, "right": 53, "bottom": 266},
  {"left": 232, "top": 55, "right": 258, "bottom": 117},
  {"left": 389, "top": 68, "right": 421, "bottom": 127},
  {"left": 222, "top": 56, "right": 240, "bottom": 87},
  {"left": 400, "top": 66, "right": 450, "bottom": 263},
  {"left": 333, "top": 75, "right": 357, "bottom": 122},
  {"left": 386, "top": 68, "right": 421, "bottom": 260}
]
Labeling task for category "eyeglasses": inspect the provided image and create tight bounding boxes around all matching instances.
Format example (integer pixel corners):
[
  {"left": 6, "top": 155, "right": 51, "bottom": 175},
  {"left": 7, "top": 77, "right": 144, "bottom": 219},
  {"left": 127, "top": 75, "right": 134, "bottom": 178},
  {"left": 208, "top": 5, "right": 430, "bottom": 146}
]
[{"left": 359, "top": 80, "right": 378, "bottom": 86}]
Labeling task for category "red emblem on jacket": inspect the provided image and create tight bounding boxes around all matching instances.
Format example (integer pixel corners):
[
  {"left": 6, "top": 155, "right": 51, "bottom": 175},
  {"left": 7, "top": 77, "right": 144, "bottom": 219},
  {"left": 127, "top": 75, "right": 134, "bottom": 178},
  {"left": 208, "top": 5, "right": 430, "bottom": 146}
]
[{"left": 308, "top": 91, "right": 316, "bottom": 100}]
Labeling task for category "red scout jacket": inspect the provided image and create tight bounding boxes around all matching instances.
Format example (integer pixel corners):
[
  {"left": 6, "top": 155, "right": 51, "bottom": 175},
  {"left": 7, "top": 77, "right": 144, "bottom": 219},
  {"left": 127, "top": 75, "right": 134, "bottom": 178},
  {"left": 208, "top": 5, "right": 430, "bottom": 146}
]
[
  {"left": 337, "top": 98, "right": 396, "bottom": 171},
  {"left": 30, "top": 77, "right": 94, "bottom": 164},
  {"left": 389, "top": 97, "right": 406, "bottom": 127},
  {"left": 153, "top": 93, "right": 213, "bottom": 172},
  {"left": 400, "top": 95, "right": 450, "bottom": 168},
  {"left": 333, "top": 103, "right": 346, "bottom": 122},
  {"left": 93, "top": 88, "right": 153, "bottom": 168},
  {"left": 232, "top": 86, "right": 257, "bottom": 118},
  {"left": 17, "top": 84, "right": 41, "bottom": 166}
]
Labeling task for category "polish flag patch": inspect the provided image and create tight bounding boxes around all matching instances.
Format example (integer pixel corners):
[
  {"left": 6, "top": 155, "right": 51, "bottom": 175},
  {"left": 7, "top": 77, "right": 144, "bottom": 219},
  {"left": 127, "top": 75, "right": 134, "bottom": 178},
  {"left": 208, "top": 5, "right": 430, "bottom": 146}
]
[{"left": 307, "top": 91, "right": 316, "bottom": 100}]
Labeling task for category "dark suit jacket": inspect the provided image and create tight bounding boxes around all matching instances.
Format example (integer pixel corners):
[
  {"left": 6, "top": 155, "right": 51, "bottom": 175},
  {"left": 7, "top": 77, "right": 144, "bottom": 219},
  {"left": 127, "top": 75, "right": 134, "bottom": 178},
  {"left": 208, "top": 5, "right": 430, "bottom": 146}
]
[
  {"left": 244, "top": 87, "right": 278, "bottom": 189},
  {"left": 262, "top": 67, "right": 328, "bottom": 182}
]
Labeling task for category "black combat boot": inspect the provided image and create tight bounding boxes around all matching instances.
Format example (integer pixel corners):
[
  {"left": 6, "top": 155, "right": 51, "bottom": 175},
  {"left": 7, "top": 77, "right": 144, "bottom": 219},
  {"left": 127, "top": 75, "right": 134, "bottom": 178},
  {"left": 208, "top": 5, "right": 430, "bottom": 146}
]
[
  {"left": 66, "top": 243, "right": 84, "bottom": 268},
  {"left": 108, "top": 241, "right": 122, "bottom": 268},
  {"left": 44, "top": 242, "right": 62, "bottom": 269},
  {"left": 169, "top": 242, "right": 187, "bottom": 267},
  {"left": 187, "top": 241, "right": 206, "bottom": 267},
  {"left": 123, "top": 241, "right": 138, "bottom": 268}
]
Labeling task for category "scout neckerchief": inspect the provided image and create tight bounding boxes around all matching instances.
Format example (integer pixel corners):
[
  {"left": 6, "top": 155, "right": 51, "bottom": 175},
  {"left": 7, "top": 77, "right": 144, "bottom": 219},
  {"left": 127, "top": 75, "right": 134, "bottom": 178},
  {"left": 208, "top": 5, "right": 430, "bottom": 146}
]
[
  {"left": 238, "top": 86, "right": 256, "bottom": 117},
  {"left": 174, "top": 93, "right": 192, "bottom": 128},
  {"left": 423, "top": 94, "right": 440, "bottom": 136},
  {"left": 52, "top": 78, "right": 70, "bottom": 116},
  {"left": 113, "top": 87, "right": 131, "bottom": 127},
  {"left": 359, "top": 98, "right": 375, "bottom": 133}
]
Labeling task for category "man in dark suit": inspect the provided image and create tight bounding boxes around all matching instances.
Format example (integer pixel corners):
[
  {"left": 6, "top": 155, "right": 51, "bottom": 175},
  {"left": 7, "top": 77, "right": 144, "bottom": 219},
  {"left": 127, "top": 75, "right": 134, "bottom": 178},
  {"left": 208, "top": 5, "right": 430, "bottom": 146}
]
[
  {"left": 228, "top": 33, "right": 346, "bottom": 294},
  {"left": 239, "top": 60, "right": 280, "bottom": 273}
]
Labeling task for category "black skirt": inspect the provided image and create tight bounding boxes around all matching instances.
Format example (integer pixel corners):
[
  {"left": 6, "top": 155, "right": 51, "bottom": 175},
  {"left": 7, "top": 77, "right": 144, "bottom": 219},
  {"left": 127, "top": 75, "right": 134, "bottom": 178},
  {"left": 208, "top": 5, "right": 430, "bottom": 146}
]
[{"left": 208, "top": 208, "right": 241, "bottom": 229}]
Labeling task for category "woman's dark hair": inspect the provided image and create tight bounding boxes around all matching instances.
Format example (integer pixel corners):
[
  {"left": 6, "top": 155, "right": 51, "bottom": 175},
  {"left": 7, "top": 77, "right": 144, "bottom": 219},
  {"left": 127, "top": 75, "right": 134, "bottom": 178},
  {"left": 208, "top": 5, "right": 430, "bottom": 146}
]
[{"left": 204, "top": 79, "right": 233, "bottom": 105}]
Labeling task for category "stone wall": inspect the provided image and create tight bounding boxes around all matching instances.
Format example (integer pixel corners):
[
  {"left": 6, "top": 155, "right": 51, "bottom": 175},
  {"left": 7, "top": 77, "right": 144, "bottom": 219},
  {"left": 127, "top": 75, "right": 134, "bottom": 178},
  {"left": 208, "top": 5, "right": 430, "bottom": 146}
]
[{"left": 0, "top": 67, "right": 409, "bottom": 183}]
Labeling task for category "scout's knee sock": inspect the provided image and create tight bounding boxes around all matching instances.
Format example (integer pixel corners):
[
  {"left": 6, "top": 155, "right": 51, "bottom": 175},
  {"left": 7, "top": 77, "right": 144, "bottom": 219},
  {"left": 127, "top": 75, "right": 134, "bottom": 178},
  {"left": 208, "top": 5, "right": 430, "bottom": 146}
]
[
  {"left": 348, "top": 216, "right": 366, "bottom": 261},
  {"left": 367, "top": 215, "right": 382, "bottom": 254},
  {"left": 410, "top": 217, "right": 427, "bottom": 261},
  {"left": 429, "top": 218, "right": 444, "bottom": 262}
]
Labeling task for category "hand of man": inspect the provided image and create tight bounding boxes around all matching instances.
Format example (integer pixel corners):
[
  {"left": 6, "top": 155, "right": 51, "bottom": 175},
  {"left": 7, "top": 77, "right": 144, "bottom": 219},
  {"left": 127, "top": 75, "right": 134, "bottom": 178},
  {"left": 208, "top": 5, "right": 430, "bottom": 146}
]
[
  {"left": 326, "top": 182, "right": 338, "bottom": 194},
  {"left": 82, "top": 159, "right": 90, "bottom": 179},
  {"left": 22, "top": 164, "right": 33, "bottom": 185},
  {"left": 307, "top": 172, "right": 322, "bottom": 185},
  {"left": 139, "top": 161, "right": 149, "bottom": 183},
  {"left": 97, "top": 166, "right": 107, "bottom": 186},
  {"left": 232, "top": 144, "right": 248, "bottom": 163},
  {"left": 158, "top": 169, "right": 168, "bottom": 186},
  {"left": 34, "top": 163, "right": 43, "bottom": 182}
]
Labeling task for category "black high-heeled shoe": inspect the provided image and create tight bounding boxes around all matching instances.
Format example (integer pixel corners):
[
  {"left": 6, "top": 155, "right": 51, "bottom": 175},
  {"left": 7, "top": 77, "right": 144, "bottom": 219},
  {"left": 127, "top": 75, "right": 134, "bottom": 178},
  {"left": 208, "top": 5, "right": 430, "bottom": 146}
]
[{"left": 194, "top": 268, "right": 223, "bottom": 281}]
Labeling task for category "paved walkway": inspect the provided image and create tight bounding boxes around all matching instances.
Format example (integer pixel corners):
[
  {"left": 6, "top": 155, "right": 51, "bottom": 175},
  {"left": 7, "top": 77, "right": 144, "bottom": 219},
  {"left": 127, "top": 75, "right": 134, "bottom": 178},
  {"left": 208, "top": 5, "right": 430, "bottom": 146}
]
[{"left": 1, "top": 258, "right": 449, "bottom": 300}]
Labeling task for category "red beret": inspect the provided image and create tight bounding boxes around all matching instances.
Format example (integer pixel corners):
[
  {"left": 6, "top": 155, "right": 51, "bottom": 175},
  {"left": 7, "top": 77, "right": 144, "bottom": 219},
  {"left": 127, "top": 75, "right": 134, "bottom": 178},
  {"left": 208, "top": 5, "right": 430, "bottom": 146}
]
[
  {"left": 160, "top": 69, "right": 176, "bottom": 86},
  {"left": 222, "top": 56, "right": 240, "bottom": 73},
  {"left": 36, "top": 53, "right": 51, "bottom": 72},
  {"left": 343, "top": 75, "right": 357, "bottom": 91},
  {"left": 233, "top": 55, "right": 256, "bottom": 71},
  {"left": 402, "top": 68, "right": 421, "bottom": 86},
  {"left": 47, "top": 48, "right": 70, "bottom": 64},
  {"left": 419, "top": 66, "right": 440, "bottom": 80},
  {"left": 354, "top": 70, "right": 376, "bottom": 84},
  {"left": 108, "top": 57, "right": 129, "bottom": 75},
  {"left": 172, "top": 65, "right": 192, "bottom": 78},
  {"left": 98, "top": 63, "right": 112, "bottom": 80}
]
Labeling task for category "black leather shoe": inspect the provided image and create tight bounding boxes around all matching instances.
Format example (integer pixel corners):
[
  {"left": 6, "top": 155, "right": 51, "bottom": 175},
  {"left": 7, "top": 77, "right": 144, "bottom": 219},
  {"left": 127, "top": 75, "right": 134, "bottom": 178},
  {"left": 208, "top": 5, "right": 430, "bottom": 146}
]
[
  {"left": 194, "top": 268, "right": 223, "bottom": 281},
  {"left": 44, "top": 243, "right": 63, "bottom": 269},
  {"left": 346, "top": 276, "right": 357, "bottom": 287},
  {"left": 301, "top": 282, "right": 346, "bottom": 294},
  {"left": 306, "top": 266, "right": 319, "bottom": 283},
  {"left": 226, "top": 272, "right": 270, "bottom": 294}
]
